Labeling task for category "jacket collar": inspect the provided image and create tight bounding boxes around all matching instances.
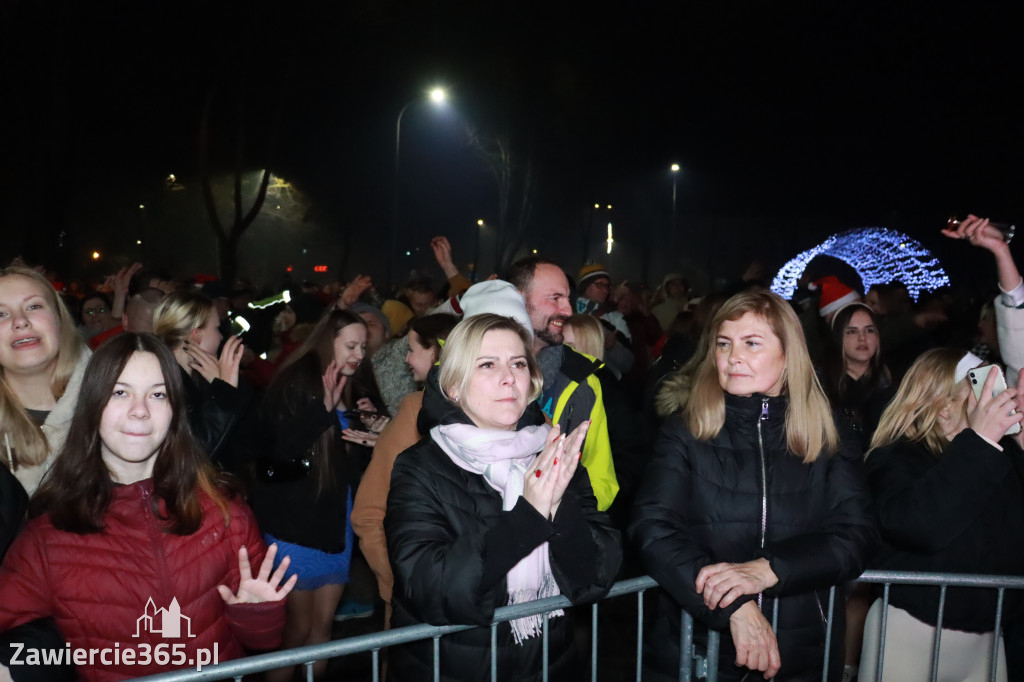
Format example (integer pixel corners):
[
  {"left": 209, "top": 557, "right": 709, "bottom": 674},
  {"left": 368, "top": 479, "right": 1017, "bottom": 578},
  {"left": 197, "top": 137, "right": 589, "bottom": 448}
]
[{"left": 724, "top": 392, "right": 789, "bottom": 429}]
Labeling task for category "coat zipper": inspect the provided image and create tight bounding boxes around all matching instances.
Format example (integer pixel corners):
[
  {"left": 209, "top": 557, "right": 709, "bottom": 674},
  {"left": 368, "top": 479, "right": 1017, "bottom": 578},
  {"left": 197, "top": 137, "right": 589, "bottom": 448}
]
[{"left": 756, "top": 397, "right": 769, "bottom": 611}]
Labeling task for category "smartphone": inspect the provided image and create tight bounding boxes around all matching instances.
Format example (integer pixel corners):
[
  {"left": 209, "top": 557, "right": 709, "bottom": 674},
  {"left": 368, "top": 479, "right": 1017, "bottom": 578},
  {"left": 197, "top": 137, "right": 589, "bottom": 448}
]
[
  {"left": 968, "top": 365, "right": 1022, "bottom": 436},
  {"left": 229, "top": 315, "right": 250, "bottom": 337}
]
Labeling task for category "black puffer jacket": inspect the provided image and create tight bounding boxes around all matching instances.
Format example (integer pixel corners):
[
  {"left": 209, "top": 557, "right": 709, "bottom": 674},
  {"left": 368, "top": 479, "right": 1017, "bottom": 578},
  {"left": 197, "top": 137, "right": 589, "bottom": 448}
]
[
  {"left": 385, "top": 407, "right": 622, "bottom": 682},
  {"left": 866, "top": 429, "right": 1024, "bottom": 632},
  {"left": 631, "top": 394, "right": 877, "bottom": 682}
]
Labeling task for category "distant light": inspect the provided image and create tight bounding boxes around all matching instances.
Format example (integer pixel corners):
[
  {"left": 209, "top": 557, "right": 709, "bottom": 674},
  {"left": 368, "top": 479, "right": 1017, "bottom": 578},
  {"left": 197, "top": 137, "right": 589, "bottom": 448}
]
[
  {"left": 532, "top": 249, "right": 538, "bottom": 254},
  {"left": 594, "top": 203, "right": 600, "bottom": 209},
  {"left": 168, "top": 174, "right": 176, "bottom": 183},
  {"left": 314, "top": 265, "right": 328, "bottom": 273},
  {"left": 671, "top": 164, "right": 680, "bottom": 172},
  {"left": 136, "top": 240, "right": 142, "bottom": 245},
  {"left": 92, "top": 251, "right": 100, "bottom": 260},
  {"left": 406, "top": 250, "right": 412, "bottom": 256},
  {"left": 259, "top": 352, "right": 267, "bottom": 360},
  {"left": 607, "top": 204, "right": 612, "bottom": 210},
  {"left": 276, "top": 205, "right": 281, "bottom": 210},
  {"left": 606, "top": 222, "right": 614, "bottom": 254},
  {"left": 138, "top": 204, "right": 145, "bottom": 210},
  {"left": 477, "top": 219, "right": 484, "bottom": 226},
  {"left": 429, "top": 87, "right": 447, "bottom": 104},
  {"left": 286, "top": 265, "right": 293, "bottom": 272}
]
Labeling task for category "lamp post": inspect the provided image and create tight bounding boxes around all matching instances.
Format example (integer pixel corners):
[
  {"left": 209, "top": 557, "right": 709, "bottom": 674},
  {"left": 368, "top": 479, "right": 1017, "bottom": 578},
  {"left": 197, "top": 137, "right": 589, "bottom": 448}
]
[
  {"left": 390, "top": 87, "right": 447, "bottom": 290},
  {"left": 670, "top": 163, "right": 680, "bottom": 231}
]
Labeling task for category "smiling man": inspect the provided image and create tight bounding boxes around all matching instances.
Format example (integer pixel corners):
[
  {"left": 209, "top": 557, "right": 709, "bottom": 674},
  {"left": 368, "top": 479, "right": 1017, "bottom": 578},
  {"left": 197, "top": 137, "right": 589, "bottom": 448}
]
[{"left": 502, "top": 257, "right": 644, "bottom": 513}]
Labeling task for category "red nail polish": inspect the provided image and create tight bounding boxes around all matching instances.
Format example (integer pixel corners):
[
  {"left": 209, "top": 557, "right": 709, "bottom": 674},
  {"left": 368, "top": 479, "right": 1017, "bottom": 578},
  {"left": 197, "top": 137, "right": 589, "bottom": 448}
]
[
  {"left": 553, "top": 458, "right": 558, "bottom": 466},
  {"left": 535, "top": 469, "right": 542, "bottom": 478}
]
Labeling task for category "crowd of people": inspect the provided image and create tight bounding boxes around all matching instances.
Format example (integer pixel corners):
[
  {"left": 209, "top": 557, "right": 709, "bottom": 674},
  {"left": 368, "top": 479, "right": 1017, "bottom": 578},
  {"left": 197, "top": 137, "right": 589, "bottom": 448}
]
[{"left": 1, "top": 215, "right": 1023, "bottom": 681}]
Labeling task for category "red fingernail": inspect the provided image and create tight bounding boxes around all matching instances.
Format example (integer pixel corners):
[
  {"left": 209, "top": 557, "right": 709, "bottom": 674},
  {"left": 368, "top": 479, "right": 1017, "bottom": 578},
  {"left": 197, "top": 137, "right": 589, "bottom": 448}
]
[
  {"left": 553, "top": 458, "right": 558, "bottom": 465},
  {"left": 535, "top": 469, "right": 542, "bottom": 478}
]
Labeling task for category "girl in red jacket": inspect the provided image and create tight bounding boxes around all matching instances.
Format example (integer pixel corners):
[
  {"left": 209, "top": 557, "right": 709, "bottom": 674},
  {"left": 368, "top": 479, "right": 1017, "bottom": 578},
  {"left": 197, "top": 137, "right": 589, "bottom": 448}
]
[{"left": 0, "top": 333, "right": 295, "bottom": 682}]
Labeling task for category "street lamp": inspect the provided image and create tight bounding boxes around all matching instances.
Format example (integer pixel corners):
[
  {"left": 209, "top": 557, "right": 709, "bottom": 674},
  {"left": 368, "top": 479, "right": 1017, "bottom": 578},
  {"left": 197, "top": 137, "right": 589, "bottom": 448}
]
[
  {"left": 670, "top": 163, "right": 680, "bottom": 232},
  {"left": 390, "top": 86, "right": 449, "bottom": 290},
  {"left": 473, "top": 219, "right": 485, "bottom": 281}
]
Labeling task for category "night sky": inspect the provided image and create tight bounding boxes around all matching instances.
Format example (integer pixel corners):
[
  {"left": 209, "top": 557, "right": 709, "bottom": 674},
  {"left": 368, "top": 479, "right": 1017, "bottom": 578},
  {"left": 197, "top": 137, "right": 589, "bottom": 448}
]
[{"left": 2, "top": 2, "right": 1021, "bottom": 292}]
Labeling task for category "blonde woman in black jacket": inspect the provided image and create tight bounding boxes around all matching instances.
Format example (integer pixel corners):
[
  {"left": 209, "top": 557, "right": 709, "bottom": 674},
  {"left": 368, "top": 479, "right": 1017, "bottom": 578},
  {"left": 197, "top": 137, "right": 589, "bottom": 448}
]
[
  {"left": 633, "top": 290, "right": 877, "bottom": 681},
  {"left": 386, "top": 314, "right": 621, "bottom": 682}
]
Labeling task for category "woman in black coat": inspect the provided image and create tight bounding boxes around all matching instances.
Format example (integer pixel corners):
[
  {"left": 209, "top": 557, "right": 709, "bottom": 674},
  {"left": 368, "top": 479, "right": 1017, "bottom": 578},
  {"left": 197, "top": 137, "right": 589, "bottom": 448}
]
[
  {"left": 385, "top": 314, "right": 621, "bottom": 682},
  {"left": 632, "top": 290, "right": 877, "bottom": 681},
  {"left": 861, "top": 348, "right": 1024, "bottom": 681}
]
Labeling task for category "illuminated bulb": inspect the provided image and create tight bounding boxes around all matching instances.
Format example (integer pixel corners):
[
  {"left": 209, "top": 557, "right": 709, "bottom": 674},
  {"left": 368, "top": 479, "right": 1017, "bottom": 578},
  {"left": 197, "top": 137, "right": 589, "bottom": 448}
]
[
  {"left": 138, "top": 204, "right": 145, "bottom": 210},
  {"left": 429, "top": 87, "right": 447, "bottom": 104},
  {"left": 671, "top": 164, "right": 680, "bottom": 172},
  {"left": 92, "top": 252, "right": 100, "bottom": 260},
  {"left": 136, "top": 240, "right": 142, "bottom": 245},
  {"left": 477, "top": 219, "right": 484, "bottom": 226},
  {"left": 594, "top": 203, "right": 600, "bottom": 209},
  {"left": 532, "top": 249, "right": 538, "bottom": 254}
]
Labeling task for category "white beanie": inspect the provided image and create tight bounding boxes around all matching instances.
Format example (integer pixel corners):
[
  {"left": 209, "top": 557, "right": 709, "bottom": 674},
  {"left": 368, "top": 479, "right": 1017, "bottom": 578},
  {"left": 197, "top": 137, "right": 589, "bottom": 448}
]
[{"left": 457, "top": 280, "right": 534, "bottom": 339}]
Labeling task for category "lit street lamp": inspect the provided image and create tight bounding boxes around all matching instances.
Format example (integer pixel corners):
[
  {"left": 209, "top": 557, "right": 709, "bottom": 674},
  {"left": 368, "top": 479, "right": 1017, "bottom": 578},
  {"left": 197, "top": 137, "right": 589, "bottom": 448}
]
[
  {"left": 390, "top": 86, "right": 448, "bottom": 290},
  {"left": 473, "top": 219, "right": 485, "bottom": 281},
  {"left": 670, "top": 163, "right": 680, "bottom": 232}
]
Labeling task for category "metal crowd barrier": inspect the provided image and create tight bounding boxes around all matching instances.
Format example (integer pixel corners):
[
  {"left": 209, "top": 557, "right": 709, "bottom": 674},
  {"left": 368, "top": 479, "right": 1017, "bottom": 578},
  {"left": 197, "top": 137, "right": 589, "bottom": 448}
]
[{"left": 131, "top": 571, "right": 1024, "bottom": 682}]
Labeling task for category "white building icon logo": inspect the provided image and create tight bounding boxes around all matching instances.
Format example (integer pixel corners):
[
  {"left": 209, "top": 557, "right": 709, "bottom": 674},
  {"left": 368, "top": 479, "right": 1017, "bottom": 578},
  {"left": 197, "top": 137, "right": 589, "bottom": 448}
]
[{"left": 133, "top": 597, "right": 195, "bottom": 639}]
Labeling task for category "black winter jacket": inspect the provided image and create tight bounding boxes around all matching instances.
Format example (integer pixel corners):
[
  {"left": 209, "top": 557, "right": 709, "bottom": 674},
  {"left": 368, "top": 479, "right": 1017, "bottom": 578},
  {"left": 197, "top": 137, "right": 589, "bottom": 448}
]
[
  {"left": 631, "top": 394, "right": 877, "bottom": 682},
  {"left": 385, "top": 412, "right": 622, "bottom": 682},
  {"left": 866, "top": 429, "right": 1024, "bottom": 632}
]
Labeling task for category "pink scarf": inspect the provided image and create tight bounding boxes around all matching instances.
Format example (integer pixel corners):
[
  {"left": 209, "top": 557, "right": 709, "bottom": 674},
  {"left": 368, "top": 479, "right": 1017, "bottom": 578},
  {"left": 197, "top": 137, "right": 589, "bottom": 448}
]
[{"left": 430, "top": 422, "right": 564, "bottom": 643}]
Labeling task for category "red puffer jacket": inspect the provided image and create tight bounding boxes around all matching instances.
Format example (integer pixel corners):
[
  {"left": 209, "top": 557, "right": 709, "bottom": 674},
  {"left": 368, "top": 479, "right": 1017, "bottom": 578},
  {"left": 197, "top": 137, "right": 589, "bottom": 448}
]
[{"left": 0, "top": 480, "right": 285, "bottom": 681}]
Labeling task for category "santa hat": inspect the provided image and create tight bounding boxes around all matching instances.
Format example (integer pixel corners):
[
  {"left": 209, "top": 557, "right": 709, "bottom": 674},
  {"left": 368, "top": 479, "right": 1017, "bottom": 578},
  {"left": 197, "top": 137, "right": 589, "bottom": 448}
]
[{"left": 810, "top": 276, "right": 860, "bottom": 317}]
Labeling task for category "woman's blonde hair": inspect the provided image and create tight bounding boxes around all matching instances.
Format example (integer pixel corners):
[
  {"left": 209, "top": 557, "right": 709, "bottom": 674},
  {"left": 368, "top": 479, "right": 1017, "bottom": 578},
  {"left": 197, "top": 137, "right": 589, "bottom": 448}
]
[
  {"left": 683, "top": 289, "right": 837, "bottom": 462},
  {"left": 868, "top": 347, "right": 965, "bottom": 458},
  {"left": 152, "top": 291, "right": 215, "bottom": 351},
  {"left": 565, "top": 314, "right": 605, "bottom": 360},
  {"left": 0, "top": 267, "right": 86, "bottom": 469},
  {"left": 439, "top": 314, "right": 544, "bottom": 407}
]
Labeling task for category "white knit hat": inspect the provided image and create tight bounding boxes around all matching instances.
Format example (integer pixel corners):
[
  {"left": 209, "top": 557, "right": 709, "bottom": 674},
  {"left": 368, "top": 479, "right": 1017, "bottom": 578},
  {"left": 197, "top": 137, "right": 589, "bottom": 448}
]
[{"left": 458, "top": 280, "right": 534, "bottom": 339}]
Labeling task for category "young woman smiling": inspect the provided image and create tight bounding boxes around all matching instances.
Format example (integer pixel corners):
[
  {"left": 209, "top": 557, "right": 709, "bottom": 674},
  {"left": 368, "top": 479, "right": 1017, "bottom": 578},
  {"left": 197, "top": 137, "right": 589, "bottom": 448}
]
[{"left": 0, "top": 267, "right": 89, "bottom": 494}]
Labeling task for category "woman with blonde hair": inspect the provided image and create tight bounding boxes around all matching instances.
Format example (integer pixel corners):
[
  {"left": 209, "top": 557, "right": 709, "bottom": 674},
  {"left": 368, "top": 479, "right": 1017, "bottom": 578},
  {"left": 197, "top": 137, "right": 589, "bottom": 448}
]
[
  {"left": 632, "top": 289, "right": 876, "bottom": 681},
  {"left": 0, "top": 266, "right": 89, "bottom": 494},
  {"left": 563, "top": 313, "right": 605, "bottom": 360},
  {"left": 860, "top": 348, "right": 1024, "bottom": 681},
  {"left": 152, "top": 289, "right": 247, "bottom": 467},
  {"left": 386, "top": 313, "right": 620, "bottom": 681}
]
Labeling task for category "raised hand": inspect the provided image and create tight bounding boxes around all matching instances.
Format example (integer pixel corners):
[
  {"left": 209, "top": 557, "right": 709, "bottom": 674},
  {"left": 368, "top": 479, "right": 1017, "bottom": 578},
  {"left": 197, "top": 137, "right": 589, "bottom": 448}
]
[
  {"left": 217, "top": 544, "right": 297, "bottom": 605},
  {"left": 342, "top": 428, "right": 380, "bottom": 447},
  {"left": 322, "top": 361, "right": 347, "bottom": 412},
  {"left": 966, "top": 365, "right": 1022, "bottom": 443},
  {"left": 339, "top": 275, "right": 372, "bottom": 308},
  {"left": 942, "top": 214, "right": 1009, "bottom": 255},
  {"left": 729, "top": 602, "right": 781, "bottom": 679},
  {"left": 695, "top": 558, "right": 779, "bottom": 610},
  {"left": 522, "top": 421, "right": 589, "bottom": 519},
  {"left": 217, "top": 335, "right": 245, "bottom": 387},
  {"left": 430, "top": 236, "right": 459, "bottom": 278},
  {"left": 184, "top": 341, "right": 222, "bottom": 384}
]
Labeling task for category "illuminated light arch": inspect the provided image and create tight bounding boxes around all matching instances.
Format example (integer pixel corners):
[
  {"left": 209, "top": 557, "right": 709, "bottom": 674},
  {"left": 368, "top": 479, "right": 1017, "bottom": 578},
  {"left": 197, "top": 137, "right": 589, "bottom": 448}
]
[{"left": 771, "top": 227, "right": 950, "bottom": 301}]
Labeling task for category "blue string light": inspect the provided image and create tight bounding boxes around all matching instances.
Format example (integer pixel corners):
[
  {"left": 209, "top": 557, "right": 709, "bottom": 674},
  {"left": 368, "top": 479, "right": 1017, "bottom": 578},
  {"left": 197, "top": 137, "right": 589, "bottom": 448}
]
[{"left": 771, "top": 227, "right": 950, "bottom": 301}]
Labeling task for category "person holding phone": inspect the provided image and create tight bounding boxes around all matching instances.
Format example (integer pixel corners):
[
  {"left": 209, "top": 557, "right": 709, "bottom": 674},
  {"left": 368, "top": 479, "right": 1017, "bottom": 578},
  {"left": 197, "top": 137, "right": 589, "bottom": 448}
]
[
  {"left": 252, "top": 309, "right": 373, "bottom": 681},
  {"left": 152, "top": 290, "right": 249, "bottom": 469},
  {"left": 861, "top": 349, "right": 1024, "bottom": 681}
]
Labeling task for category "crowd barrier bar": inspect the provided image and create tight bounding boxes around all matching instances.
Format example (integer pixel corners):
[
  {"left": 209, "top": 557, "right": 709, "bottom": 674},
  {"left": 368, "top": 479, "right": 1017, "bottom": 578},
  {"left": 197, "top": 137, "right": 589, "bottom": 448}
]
[{"left": 130, "top": 571, "right": 1024, "bottom": 682}]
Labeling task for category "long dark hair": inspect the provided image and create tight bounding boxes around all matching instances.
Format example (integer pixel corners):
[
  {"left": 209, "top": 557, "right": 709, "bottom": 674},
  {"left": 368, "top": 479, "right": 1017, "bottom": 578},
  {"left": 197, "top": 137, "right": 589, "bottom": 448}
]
[
  {"left": 265, "top": 309, "right": 366, "bottom": 493},
  {"left": 822, "top": 302, "right": 890, "bottom": 406},
  {"left": 32, "top": 333, "right": 231, "bottom": 534}
]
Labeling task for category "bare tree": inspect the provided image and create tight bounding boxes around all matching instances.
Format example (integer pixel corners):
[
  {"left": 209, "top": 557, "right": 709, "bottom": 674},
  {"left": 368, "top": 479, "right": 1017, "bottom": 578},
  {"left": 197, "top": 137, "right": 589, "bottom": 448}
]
[
  {"left": 198, "top": 69, "right": 288, "bottom": 284},
  {"left": 466, "top": 127, "right": 537, "bottom": 273}
]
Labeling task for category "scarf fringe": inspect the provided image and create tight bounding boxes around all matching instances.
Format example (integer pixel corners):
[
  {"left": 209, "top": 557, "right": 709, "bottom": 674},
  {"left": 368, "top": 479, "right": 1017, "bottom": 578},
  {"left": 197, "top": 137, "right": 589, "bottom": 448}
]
[{"left": 507, "top": 578, "right": 564, "bottom": 645}]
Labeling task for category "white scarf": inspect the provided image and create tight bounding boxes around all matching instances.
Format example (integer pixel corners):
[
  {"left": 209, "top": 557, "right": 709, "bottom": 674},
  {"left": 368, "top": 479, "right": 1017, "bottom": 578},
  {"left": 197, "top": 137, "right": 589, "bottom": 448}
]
[{"left": 430, "top": 422, "right": 564, "bottom": 644}]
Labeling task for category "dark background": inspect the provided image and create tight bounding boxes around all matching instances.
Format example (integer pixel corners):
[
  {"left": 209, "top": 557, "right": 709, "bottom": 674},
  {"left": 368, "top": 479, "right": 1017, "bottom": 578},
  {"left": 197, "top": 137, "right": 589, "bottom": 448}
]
[{"left": 1, "top": 1, "right": 1020, "bottom": 293}]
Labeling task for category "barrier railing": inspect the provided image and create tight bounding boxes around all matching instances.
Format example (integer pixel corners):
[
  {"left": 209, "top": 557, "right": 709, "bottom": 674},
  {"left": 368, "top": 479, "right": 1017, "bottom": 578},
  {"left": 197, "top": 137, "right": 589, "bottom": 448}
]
[{"left": 130, "top": 571, "right": 1024, "bottom": 682}]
